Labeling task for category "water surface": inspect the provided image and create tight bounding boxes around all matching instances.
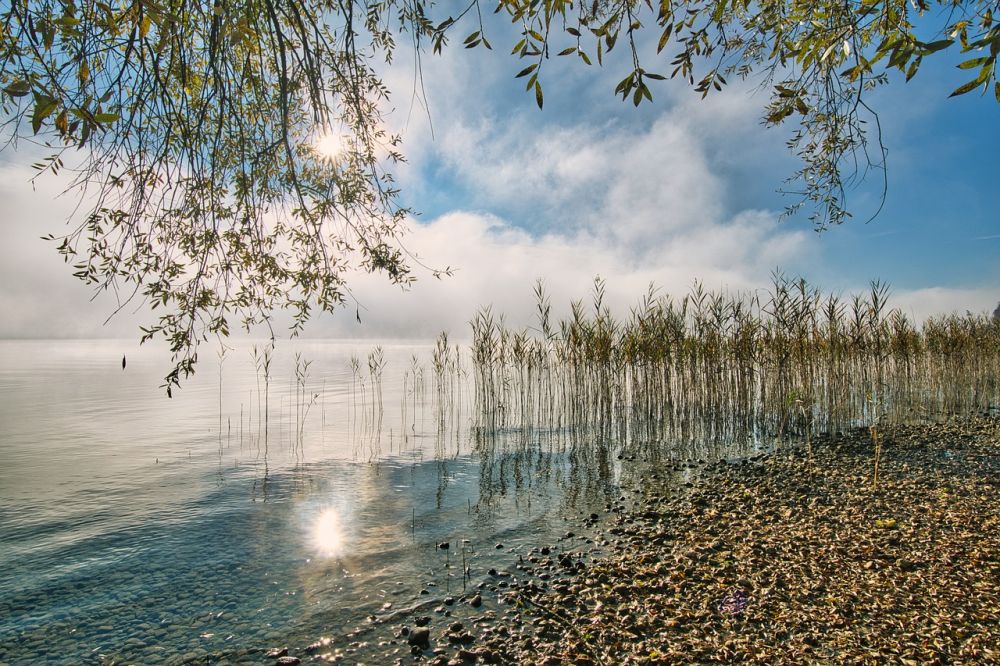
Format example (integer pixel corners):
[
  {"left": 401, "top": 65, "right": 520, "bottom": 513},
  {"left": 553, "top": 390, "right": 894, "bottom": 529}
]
[{"left": 2, "top": 339, "right": 723, "bottom": 664}]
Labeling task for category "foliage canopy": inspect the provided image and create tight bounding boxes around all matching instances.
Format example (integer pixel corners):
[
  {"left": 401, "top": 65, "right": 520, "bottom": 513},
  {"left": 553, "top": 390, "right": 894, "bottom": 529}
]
[{"left": 1, "top": 0, "right": 996, "bottom": 390}]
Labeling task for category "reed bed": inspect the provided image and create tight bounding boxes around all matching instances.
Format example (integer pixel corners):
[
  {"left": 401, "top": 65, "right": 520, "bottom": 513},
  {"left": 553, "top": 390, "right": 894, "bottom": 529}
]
[{"left": 469, "top": 276, "right": 1000, "bottom": 451}]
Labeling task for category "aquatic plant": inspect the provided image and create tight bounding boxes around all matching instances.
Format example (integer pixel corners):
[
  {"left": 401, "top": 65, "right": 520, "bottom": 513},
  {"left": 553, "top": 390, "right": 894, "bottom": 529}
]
[{"left": 467, "top": 275, "right": 1000, "bottom": 451}]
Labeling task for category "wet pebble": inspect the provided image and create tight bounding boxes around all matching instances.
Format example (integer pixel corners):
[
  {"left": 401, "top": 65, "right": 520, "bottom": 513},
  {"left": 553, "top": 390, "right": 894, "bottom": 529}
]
[{"left": 407, "top": 627, "right": 430, "bottom": 649}]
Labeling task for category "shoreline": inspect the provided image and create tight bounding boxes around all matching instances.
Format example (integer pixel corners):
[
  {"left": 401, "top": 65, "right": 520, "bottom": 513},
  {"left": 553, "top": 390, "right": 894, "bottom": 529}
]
[
  {"left": 264, "top": 414, "right": 999, "bottom": 665},
  {"left": 490, "top": 414, "right": 1000, "bottom": 665}
]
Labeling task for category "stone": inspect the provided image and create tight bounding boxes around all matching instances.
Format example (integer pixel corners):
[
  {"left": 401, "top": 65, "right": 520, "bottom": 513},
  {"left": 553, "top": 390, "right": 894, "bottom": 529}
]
[{"left": 407, "top": 627, "right": 431, "bottom": 649}]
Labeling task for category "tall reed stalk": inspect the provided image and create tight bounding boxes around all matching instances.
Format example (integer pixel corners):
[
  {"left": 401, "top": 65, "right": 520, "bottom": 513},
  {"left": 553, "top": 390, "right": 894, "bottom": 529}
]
[{"left": 467, "top": 275, "right": 1000, "bottom": 450}]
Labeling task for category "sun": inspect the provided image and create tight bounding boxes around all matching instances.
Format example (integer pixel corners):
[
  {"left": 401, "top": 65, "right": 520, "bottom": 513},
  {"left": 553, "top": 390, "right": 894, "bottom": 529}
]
[{"left": 313, "top": 132, "right": 346, "bottom": 162}]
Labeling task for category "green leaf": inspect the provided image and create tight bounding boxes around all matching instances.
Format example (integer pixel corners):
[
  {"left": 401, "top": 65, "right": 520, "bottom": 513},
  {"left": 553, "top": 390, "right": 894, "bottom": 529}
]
[
  {"left": 888, "top": 46, "right": 911, "bottom": 69},
  {"left": 4, "top": 80, "right": 31, "bottom": 97},
  {"left": 919, "top": 39, "right": 952, "bottom": 54},
  {"left": 949, "top": 78, "right": 981, "bottom": 97},
  {"left": 94, "top": 113, "right": 120, "bottom": 124},
  {"left": 515, "top": 63, "right": 538, "bottom": 78},
  {"left": 656, "top": 24, "right": 673, "bottom": 54},
  {"left": 534, "top": 81, "right": 543, "bottom": 109},
  {"left": 557, "top": 47, "right": 576, "bottom": 56},
  {"left": 615, "top": 73, "right": 634, "bottom": 96},
  {"left": 972, "top": 62, "right": 994, "bottom": 87},
  {"left": 31, "top": 97, "right": 59, "bottom": 134},
  {"left": 958, "top": 57, "right": 988, "bottom": 70}
]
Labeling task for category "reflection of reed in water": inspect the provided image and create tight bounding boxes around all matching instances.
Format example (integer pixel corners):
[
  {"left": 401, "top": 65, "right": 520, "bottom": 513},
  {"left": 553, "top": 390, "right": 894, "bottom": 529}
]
[{"left": 432, "top": 333, "right": 467, "bottom": 459}]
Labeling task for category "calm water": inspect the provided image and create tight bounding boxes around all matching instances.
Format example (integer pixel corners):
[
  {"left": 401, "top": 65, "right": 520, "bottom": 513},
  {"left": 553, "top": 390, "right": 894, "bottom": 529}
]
[{"left": 0, "top": 339, "right": 733, "bottom": 665}]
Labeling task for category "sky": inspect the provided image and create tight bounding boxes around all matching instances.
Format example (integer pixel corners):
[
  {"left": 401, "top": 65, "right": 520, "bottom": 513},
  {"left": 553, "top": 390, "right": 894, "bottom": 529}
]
[{"left": 1, "top": 22, "right": 997, "bottom": 342}]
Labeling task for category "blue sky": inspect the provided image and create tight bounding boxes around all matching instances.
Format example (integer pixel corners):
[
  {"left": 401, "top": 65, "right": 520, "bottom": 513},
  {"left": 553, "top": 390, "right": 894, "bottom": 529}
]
[{"left": 0, "top": 26, "right": 997, "bottom": 340}]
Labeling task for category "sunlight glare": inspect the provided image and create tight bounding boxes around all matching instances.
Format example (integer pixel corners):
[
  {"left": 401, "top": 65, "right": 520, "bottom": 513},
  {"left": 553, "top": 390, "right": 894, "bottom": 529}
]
[
  {"left": 312, "top": 507, "right": 346, "bottom": 558},
  {"left": 313, "top": 132, "right": 346, "bottom": 162}
]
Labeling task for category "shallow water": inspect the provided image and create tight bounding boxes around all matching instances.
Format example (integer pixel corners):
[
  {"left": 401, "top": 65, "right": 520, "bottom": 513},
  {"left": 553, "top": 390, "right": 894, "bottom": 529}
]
[{"left": 3, "top": 339, "right": 704, "bottom": 664}]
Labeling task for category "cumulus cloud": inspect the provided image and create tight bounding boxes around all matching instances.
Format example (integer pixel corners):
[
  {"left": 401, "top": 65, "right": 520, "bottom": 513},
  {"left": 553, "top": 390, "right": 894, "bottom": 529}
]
[
  {"left": 308, "top": 207, "right": 810, "bottom": 340},
  {"left": 1, "top": 38, "right": 995, "bottom": 342},
  {"left": 301, "top": 51, "right": 820, "bottom": 339}
]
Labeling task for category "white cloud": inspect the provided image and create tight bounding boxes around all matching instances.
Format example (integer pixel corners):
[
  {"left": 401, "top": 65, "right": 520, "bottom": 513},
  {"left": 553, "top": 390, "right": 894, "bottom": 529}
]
[
  {"left": 1, "top": 39, "right": 995, "bottom": 344},
  {"left": 892, "top": 287, "right": 999, "bottom": 323},
  {"left": 307, "top": 207, "right": 812, "bottom": 340}
]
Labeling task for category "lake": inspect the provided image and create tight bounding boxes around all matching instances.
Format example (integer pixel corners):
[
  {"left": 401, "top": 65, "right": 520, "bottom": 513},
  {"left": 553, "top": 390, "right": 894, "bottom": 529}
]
[{"left": 0, "top": 339, "right": 736, "bottom": 664}]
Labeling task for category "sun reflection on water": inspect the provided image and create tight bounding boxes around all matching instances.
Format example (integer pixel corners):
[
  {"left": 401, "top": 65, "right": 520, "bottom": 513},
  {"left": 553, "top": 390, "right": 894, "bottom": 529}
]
[{"left": 311, "top": 507, "right": 346, "bottom": 558}]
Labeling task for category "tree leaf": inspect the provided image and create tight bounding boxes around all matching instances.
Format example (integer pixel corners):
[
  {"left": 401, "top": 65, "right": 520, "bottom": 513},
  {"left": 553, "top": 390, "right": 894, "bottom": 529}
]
[
  {"left": 534, "top": 81, "right": 543, "bottom": 109},
  {"left": 515, "top": 63, "right": 538, "bottom": 78},
  {"left": 958, "top": 57, "right": 988, "bottom": 70},
  {"left": 657, "top": 24, "right": 673, "bottom": 54},
  {"left": 920, "top": 39, "right": 952, "bottom": 54},
  {"left": 31, "top": 97, "right": 59, "bottom": 134},
  {"left": 949, "top": 78, "right": 981, "bottom": 97},
  {"left": 4, "top": 80, "right": 31, "bottom": 97}
]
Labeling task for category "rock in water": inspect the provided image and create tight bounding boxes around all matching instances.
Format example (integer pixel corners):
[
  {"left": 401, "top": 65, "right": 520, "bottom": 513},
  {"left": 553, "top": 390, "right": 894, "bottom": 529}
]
[{"left": 408, "top": 627, "right": 431, "bottom": 649}]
